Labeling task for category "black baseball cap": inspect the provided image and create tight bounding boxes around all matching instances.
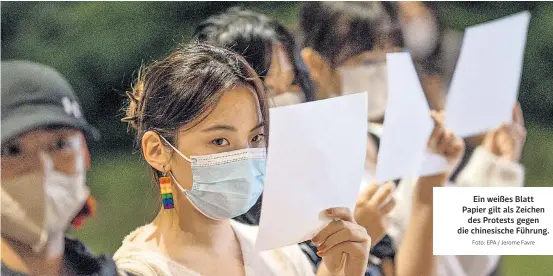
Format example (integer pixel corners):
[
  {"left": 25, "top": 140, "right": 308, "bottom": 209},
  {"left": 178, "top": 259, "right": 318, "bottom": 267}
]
[{"left": 1, "top": 60, "right": 100, "bottom": 143}]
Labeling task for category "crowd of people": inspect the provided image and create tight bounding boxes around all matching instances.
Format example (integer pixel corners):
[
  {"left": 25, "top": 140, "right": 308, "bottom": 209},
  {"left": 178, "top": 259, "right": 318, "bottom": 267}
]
[{"left": 1, "top": 2, "right": 527, "bottom": 276}]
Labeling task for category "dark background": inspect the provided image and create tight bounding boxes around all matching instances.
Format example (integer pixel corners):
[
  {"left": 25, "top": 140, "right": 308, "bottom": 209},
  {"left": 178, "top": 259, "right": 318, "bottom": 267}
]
[{"left": 2, "top": 2, "right": 552, "bottom": 275}]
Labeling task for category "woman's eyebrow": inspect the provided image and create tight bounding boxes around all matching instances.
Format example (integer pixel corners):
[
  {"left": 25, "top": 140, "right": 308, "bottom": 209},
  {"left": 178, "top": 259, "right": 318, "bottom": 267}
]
[
  {"left": 250, "top": 122, "right": 265, "bottom": 132},
  {"left": 200, "top": 122, "right": 264, "bottom": 133},
  {"left": 201, "top": 124, "right": 237, "bottom": 132}
]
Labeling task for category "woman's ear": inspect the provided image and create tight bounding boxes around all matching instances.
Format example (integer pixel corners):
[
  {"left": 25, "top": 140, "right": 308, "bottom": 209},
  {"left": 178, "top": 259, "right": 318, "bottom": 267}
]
[
  {"left": 142, "top": 131, "right": 171, "bottom": 173},
  {"left": 301, "top": 47, "right": 329, "bottom": 82},
  {"left": 301, "top": 47, "right": 338, "bottom": 100}
]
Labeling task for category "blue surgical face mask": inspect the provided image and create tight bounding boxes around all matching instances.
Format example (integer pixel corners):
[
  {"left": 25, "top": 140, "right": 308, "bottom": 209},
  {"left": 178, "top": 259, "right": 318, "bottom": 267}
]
[
  {"left": 160, "top": 136, "right": 266, "bottom": 220},
  {"left": 338, "top": 61, "right": 388, "bottom": 120}
]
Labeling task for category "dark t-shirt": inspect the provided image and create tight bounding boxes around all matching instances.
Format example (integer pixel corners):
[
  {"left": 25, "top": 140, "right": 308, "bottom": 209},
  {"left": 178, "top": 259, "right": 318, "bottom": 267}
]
[{"left": 1, "top": 237, "right": 120, "bottom": 276}]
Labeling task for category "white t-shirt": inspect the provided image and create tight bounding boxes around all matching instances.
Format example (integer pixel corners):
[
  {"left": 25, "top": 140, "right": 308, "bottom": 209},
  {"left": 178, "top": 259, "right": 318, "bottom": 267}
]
[{"left": 114, "top": 220, "right": 315, "bottom": 276}]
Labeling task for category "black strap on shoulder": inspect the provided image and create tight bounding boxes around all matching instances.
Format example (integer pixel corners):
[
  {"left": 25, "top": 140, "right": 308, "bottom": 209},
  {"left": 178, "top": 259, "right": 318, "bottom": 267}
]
[{"left": 64, "top": 237, "right": 119, "bottom": 276}]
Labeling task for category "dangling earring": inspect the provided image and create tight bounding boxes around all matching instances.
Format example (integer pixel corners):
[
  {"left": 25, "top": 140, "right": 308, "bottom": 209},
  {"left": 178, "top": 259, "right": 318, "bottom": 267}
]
[
  {"left": 71, "top": 196, "right": 97, "bottom": 229},
  {"left": 160, "top": 168, "right": 174, "bottom": 210}
]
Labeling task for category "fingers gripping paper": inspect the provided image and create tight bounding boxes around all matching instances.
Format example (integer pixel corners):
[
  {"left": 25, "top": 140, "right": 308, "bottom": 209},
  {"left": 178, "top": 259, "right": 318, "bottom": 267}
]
[
  {"left": 445, "top": 11, "right": 531, "bottom": 137},
  {"left": 255, "top": 93, "right": 368, "bottom": 251}
]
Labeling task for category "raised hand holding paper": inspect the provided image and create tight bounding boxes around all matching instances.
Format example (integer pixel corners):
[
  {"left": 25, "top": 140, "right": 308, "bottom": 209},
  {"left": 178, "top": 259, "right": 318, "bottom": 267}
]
[
  {"left": 375, "top": 52, "right": 448, "bottom": 183},
  {"left": 255, "top": 93, "right": 368, "bottom": 251},
  {"left": 445, "top": 11, "right": 531, "bottom": 137},
  {"left": 375, "top": 11, "right": 531, "bottom": 183}
]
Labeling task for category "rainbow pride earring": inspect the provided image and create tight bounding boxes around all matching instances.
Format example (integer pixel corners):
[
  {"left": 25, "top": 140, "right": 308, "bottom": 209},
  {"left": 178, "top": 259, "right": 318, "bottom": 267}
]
[{"left": 160, "top": 173, "right": 174, "bottom": 210}]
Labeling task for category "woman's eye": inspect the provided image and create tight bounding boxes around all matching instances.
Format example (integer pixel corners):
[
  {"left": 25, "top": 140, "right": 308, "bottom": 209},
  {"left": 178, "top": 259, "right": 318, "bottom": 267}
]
[
  {"left": 211, "top": 138, "right": 229, "bottom": 146},
  {"left": 54, "top": 137, "right": 72, "bottom": 150},
  {"left": 251, "top": 134, "right": 265, "bottom": 143},
  {"left": 1, "top": 143, "right": 22, "bottom": 157}
]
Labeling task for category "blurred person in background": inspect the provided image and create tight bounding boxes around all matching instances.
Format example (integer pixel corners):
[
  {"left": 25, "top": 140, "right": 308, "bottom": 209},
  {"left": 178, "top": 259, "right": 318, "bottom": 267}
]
[
  {"left": 193, "top": 8, "right": 397, "bottom": 275},
  {"left": 114, "top": 42, "right": 371, "bottom": 276},
  {"left": 299, "top": 2, "right": 527, "bottom": 276},
  {"left": 395, "top": 1, "right": 445, "bottom": 111},
  {"left": 396, "top": 4, "right": 525, "bottom": 275},
  {"left": 1, "top": 60, "right": 120, "bottom": 276},
  {"left": 194, "top": 7, "right": 316, "bottom": 108}
]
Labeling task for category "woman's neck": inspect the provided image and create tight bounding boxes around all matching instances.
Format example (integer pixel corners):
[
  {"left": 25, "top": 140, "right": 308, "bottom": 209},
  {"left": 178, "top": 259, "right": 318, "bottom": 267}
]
[
  {"left": 152, "top": 194, "right": 238, "bottom": 256},
  {"left": 1, "top": 233, "right": 66, "bottom": 275}
]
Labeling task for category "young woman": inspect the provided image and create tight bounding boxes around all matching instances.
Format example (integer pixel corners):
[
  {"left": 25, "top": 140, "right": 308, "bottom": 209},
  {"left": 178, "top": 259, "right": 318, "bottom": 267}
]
[
  {"left": 114, "top": 42, "right": 371, "bottom": 276},
  {"left": 193, "top": 7, "right": 316, "bottom": 228},
  {"left": 194, "top": 7, "right": 316, "bottom": 108},
  {"left": 193, "top": 8, "right": 398, "bottom": 275},
  {"left": 299, "top": 2, "right": 527, "bottom": 276},
  {"left": 299, "top": 1, "right": 404, "bottom": 123},
  {"left": 1, "top": 60, "right": 120, "bottom": 276}
]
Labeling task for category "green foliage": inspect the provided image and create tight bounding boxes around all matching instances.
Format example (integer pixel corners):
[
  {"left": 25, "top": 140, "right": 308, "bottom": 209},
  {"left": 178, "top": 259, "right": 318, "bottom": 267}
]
[{"left": 503, "top": 255, "right": 553, "bottom": 276}]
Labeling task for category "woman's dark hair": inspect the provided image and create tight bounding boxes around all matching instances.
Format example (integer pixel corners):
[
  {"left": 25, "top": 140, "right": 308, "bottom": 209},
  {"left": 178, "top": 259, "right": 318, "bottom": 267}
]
[
  {"left": 193, "top": 7, "right": 315, "bottom": 102},
  {"left": 122, "top": 42, "right": 269, "bottom": 179},
  {"left": 300, "top": 2, "right": 402, "bottom": 67}
]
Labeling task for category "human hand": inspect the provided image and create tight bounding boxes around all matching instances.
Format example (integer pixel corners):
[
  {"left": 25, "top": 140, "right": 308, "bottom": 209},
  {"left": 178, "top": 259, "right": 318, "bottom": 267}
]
[
  {"left": 428, "top": 110, "right": 465, "bottom": 168},
  {"left": 354, "top": 181, "right": 395, "bottom": 247},
  {"left": 482, "top": 103, "right": 526, "bottom": 162},
  {"left": 313, "top": 207, "right": 371, "bottom": 276}
]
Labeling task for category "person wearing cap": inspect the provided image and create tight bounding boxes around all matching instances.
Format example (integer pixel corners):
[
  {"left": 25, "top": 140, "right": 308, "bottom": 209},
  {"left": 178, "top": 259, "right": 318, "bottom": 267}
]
[{"left": 1, "top": 60, "right": 121, "bottom": 276}]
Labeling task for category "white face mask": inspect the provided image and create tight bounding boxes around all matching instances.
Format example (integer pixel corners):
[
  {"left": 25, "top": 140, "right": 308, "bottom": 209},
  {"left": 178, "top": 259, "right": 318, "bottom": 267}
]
[
  {"left": 402, "top": 16, "right": 439, "bottom": 60},
  {"left": 338, "top": 62, "right": 388, "bottom": 120},
  {"left": 1, "top": 153, "right": 89, "bottom": 252},
  {"left": 269, "top": 92, "right": 305, "bottom": 107}
]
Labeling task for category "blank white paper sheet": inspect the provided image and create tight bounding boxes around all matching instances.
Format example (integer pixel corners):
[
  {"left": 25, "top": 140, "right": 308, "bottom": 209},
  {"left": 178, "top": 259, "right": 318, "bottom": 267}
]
[
  {"left": 445, "top": 11, "right": 531, "bottom": 137},
  {"left": 255, "top": 93, "right": 368, "bottom": 251},
  {"left": 375, "top": 52, "right": 440, "bottom": 183}
]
